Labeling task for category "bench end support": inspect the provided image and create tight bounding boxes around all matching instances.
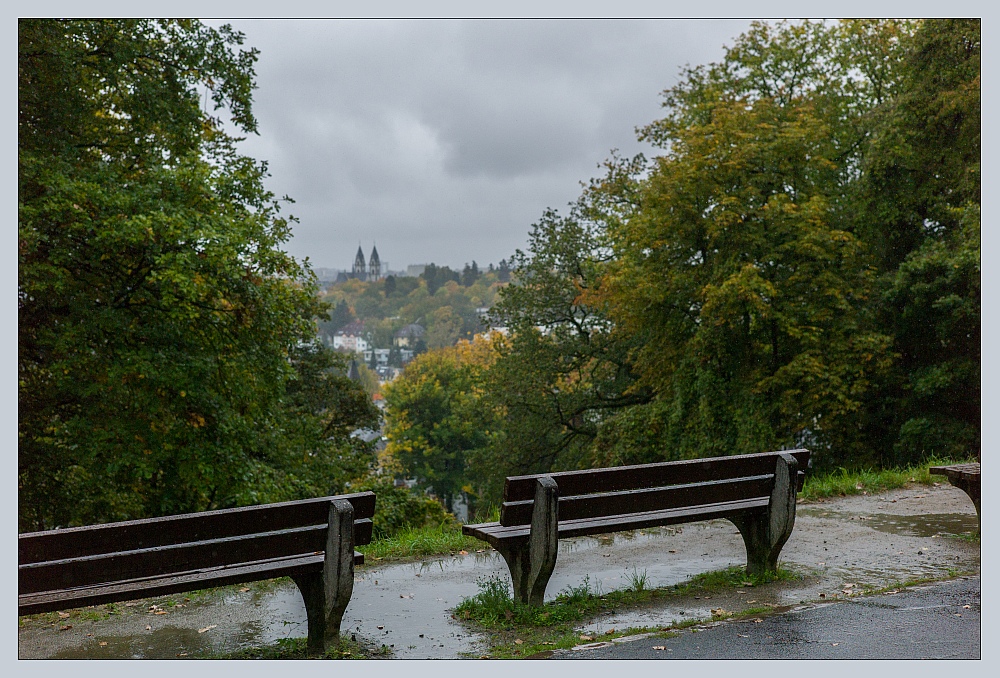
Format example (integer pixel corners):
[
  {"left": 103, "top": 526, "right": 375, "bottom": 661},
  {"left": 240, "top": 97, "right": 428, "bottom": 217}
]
[
  {"left": 729, "top": 452, "right": 798, "bottom": 576},
  {"left": 495, "top": 476, "right": 558, "bottom": 606},
  {"left": 292, "top": 498, "right": 356, "bottom": 655}
]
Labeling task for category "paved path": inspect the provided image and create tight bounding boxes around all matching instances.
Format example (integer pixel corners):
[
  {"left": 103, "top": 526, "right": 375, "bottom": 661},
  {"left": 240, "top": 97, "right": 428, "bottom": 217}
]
[
  {"left": 555, "top": 576, "right": 981, "bottom": 659},
  {"left": 18, "top": 482, "right": 981, "bottom": 659}
]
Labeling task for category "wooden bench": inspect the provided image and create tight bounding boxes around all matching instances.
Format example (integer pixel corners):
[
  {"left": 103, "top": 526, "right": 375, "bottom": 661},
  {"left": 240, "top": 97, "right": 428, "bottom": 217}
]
[
  {"left": 463, "top": 450, "right": 809, "bottom": 605},
  {"left": 929, "top": 462, "right": 980, "bottom": 520},
  {"left": 19, "top": 492, "right": 375, "bottom": 654}
]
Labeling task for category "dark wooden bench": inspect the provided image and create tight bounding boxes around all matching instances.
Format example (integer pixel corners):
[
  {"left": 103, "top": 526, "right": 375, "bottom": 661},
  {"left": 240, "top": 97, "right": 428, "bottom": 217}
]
[
  {"left": 19, "top": 492, "right": 375, "bottom": 654},
  {"left": 463, "top": 450, "right": 809, "bottom": 605},
  {"left": 930, "top": 462, "right": 980, "bottom": 521}
]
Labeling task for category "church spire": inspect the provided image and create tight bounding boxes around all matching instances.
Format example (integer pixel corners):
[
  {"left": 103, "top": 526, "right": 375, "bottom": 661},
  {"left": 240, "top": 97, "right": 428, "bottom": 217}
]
[{"left": 369, "top": 243, "right": 381, "bottom": 281}]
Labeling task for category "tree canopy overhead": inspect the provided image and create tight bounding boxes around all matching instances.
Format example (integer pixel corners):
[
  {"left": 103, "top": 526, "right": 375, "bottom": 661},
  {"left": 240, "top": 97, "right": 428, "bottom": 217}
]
[{"left": 19, "top": 19, "right": 377, "bottom": 530}]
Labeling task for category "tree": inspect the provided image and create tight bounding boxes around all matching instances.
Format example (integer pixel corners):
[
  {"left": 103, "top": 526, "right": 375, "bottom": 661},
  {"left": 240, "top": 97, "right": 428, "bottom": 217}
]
[
  {"left": 467, "top": 204, "right": 653, "bottom": 502},
  {"left": 425, "top": 306, "right": 463, "bottom": 349},
  {"left": 600, "top": 20, "right": 905, "bottom": 467},
  {"left": 382, "top": 338, "right": 497, "bottom": 511},
  {"left": 853, "top": 19, "right": 980, "bottom": 463},
  {"left": 461, "top": 261, "right": 481, "bottom": 287},
  {"left": 18, "top": 20, "right": 375, "bottom": 530}
]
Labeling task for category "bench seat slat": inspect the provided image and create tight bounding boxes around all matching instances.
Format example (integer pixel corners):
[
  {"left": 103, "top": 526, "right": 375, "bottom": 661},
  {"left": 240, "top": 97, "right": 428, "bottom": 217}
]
[
  {"left": 19, "top": 492, "right": 376, "bottom": 564},
  {"left": 503, "top": 450, "right": 809, "bottom": 502},
  {"left": 18, "top": 551, "right": 365, "bottom": 616},
  {"left": 501, "top": 474, "right": 772, "bottom": 526},
  {"left": 465, "top": 497, "right": 771, "bottom": 548}
]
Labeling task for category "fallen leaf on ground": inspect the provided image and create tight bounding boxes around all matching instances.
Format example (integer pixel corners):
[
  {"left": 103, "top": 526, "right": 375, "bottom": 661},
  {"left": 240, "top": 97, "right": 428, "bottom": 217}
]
[
  {"left": 711, "top": 609, "right": 729, "bottom": 617},
  {"left": 177, "top": 652, "right": 187, "bottom": 657},
  {"left": 458, "top": 550, "right": 468, "bottom": 555},
  {"left": 476, "top": 549, "right": 484, "bottom": 553},
  {"left": 98, "top": 641, "right": 108, "bottom": 646},
  {"left": 579, "top": 635, "right": 593, "bottom": 641},
  {"left": 479, "top": 655, "right": 490, "bottom": 659},
  {"left": 239, "top": 587, "right": 250, "bottom": 593},
  {"left": 652, "top": 646, "right": 666, "bottom": 651},
  {"left": 198, "top": 625, "right": 217, "bottom": 633},
  {"left": 747, "top": 600, "right": 757, "bottom": 604},
  {"left": 605, "top": 629, "right": 616, "bottom": 635},
  {"left": 57, "top": 612, "right": 70, "bottom": 618},
  {"left": 514, "top": 639, "right": 524, "bottom": 645},
  {"left": 154, "top": 610, "right": 167, "bottom": 615},
  {"left": 59, "top": 625, "right": 72, "bottom": 631},
  {"left": 752, "top": 619, "right": 764, "bottom": 624}
]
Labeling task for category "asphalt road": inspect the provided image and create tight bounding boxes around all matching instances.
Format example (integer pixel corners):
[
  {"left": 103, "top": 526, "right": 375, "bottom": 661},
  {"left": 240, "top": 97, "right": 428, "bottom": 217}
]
[{"left": 555, "top": 576, "right": 981, "bottom": 660}]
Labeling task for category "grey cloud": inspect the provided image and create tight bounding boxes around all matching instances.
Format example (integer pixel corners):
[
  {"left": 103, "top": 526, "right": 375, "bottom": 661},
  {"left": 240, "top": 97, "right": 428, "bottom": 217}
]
[{"left": 215, "top": 19, "right": 752, "bottom": 269}]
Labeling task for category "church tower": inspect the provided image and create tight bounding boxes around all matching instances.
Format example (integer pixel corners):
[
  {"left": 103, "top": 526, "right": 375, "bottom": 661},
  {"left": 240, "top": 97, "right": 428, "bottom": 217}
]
[
  {"left": 352, "top": 245, "right": 367, "bottom": 281},
  {"left": 369, "top": 244, "right": 381, "bottom": 281}
]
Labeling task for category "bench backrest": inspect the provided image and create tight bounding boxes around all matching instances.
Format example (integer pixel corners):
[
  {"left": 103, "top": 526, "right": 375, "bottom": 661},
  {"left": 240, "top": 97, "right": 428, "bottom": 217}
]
[
  {"left": 19, "top": 492, "right": 375, "bottom": 595},
  {"left": 499, "top": 450, "right": 809, "bottom": 527}
]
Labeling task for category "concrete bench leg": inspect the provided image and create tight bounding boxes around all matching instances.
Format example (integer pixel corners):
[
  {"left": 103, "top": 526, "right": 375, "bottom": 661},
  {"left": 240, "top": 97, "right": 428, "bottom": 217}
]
[
  {"left": 729, "top": 452, "right": 798, "bottom": 576},
  {"left": 494, "top": 476, "right": 558, "bottom": 606},
  {"left": 291, "top": 499, "right": 355, "bottom": 655}
]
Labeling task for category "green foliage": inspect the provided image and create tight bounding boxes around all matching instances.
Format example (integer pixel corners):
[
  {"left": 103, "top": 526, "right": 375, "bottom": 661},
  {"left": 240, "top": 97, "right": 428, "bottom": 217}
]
[
  {"left": 351, "top": 475, "right": 452, "bottom": 539},
  {"left": 18, "top": 20, "right": 377, "bottom": 530}
]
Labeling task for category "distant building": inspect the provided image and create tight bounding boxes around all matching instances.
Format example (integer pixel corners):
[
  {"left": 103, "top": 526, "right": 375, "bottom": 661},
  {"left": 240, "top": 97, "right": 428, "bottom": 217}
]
[
  {"left": 393, "top": 323, "right": 425, "bottom": 348},
  {"left": 352, "top": 246, "right": 367, "bottom": 281},
  {"left": 337, "top": 244, "right": 385, "bottom": 283},
  {"left": 404, "top": 264, "right": 427, "bottom": 277},
  {"left": 333, "top": 320, "right": 368, "bottom": 354}
]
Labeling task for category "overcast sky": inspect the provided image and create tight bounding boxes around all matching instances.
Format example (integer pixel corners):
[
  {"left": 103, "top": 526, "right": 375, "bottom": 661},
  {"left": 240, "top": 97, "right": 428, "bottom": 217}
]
[{"left": 214, "top": 19, "right": 754, "bottom": 272}]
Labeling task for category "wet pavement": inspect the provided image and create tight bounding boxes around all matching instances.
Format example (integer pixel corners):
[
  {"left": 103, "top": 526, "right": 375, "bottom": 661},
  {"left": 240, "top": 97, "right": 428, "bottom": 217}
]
[
  {"left": 557, "top": 576, "right": 980, "bottom": 659},
  {"left": 17, "top": 482, "right": 981, "bottom": 659}
]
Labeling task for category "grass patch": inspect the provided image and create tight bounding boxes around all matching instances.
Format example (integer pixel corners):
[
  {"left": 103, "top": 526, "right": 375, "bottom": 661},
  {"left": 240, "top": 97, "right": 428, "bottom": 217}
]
[
  {"left": 456, "top": 566, "right": 801, "bottom": 659},
  {"left": 219, "top": 636, "right": 391, "bottom": 660},
  {"left": 455, "top": 565, "right": 798, "bottom": 630},
  {"left": 800, "top": 456, "right": 975, "bottom": 501},
  {"left": 358, "top": 522, "right": 482, "bottom": 563}
]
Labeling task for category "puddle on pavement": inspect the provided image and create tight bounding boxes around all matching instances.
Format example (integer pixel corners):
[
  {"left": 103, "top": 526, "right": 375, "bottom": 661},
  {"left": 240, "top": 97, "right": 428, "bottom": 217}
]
[{"left": 797, "top": 509, "right": 979, "bottom": 538}]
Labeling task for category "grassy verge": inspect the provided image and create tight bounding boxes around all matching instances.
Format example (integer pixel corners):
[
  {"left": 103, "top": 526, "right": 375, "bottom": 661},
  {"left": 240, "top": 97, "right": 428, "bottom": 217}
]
[
  {"left": 799, "top": 456, "right": 975, "bottom": 501},
  {"left": 454, "top": 565, "right": 799, "bottom": 658},
  {"left": 358, "top": 522, "right": 483, "bottom": 564}
]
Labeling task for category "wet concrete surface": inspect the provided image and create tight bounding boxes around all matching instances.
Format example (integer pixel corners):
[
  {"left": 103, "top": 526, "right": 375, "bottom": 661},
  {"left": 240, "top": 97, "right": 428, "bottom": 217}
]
[
  {"left": 558, "top": 575, "right": 981, "bottom": 659},
  {"left": 18, "top": 482, "right": 980, "bottom": 659}
]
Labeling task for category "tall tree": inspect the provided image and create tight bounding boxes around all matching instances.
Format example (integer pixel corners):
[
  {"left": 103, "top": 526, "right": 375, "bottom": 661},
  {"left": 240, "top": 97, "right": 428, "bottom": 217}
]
[
  {"left": 854, "top": 19, "right": 980, "bottom": 462},
  {"left": 18, "top": 20, "right": 375, "bottom": 530}
]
